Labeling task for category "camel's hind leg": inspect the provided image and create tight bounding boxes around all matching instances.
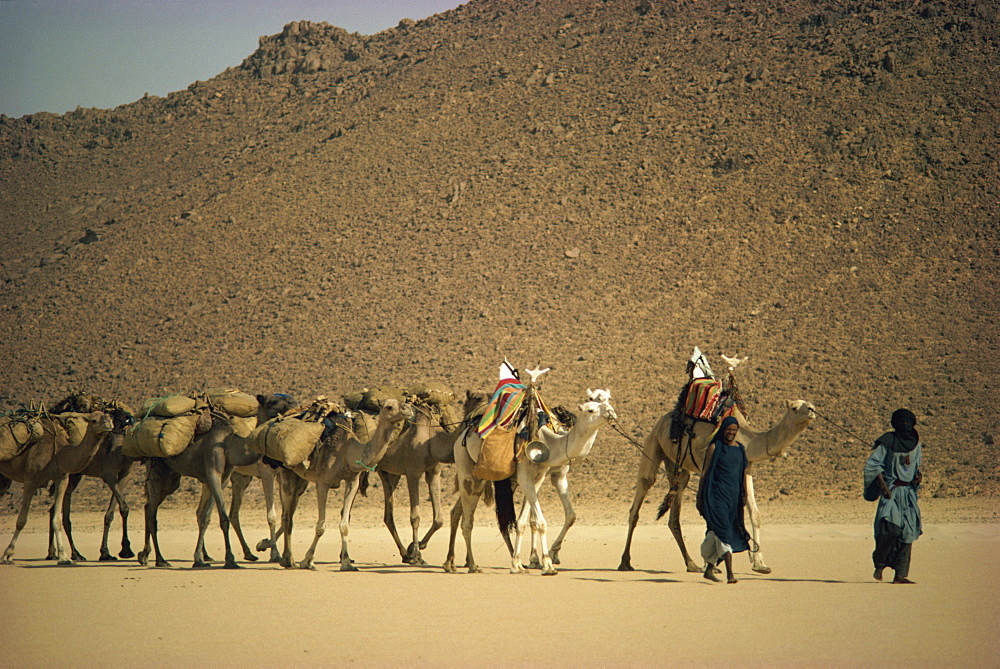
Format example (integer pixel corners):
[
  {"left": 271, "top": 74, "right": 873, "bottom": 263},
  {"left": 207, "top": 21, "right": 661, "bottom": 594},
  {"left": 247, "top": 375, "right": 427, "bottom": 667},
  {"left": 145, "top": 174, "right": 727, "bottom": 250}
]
[
  {"left": 277, "top": 468, "right": 307, "bottom": 569},
  {"left": 665, "top": 469, "right": 700, "bottom": 572},
  {"left": 442, "top": 498, "right": 463, "bottom": 573},
  {"left": 518, "top": 469, "right": 554, "bottom": 575},
  {"left": 337, "top": 478, "right": 364, "bottom": 572},
  {"left": 253, "top": 466, "right": 282, "bottom": 562},
  {"left": 417, "top": 467, "right": 445, "bottom": 552},
  {"left": 49, "top": 473, "right": 85, "bottom": 561},
  {"left": 102, "top": 472, "right": 134, "bottom": 560},
  {"left": 744, "top": 474, "right": 771, "bottom": 573},
  {"left": 618, "top": 440, "right": 664, "bottom": 571},
  {"left": 138, "top": 461, "right": 180, "bottom": 568},
  {"left": 192, "top": 484, "right": 216, "bottom": 567},
  {"left": 3, "top": 481, "right": 42, "bottom": 564}
]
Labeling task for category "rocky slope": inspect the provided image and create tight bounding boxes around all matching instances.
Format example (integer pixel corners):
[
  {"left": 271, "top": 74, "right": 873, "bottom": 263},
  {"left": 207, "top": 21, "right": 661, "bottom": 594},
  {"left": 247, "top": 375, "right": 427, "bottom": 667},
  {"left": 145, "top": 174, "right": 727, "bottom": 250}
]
[{"left": 0, "top": 0, "right": 997, "bottom": 512}]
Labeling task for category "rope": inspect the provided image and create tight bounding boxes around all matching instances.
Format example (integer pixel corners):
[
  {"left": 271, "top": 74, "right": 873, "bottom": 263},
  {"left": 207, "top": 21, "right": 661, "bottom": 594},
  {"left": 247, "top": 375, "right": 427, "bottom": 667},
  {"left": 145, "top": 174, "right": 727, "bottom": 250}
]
[
  {"left": 810, "top": 407, "right": 875, "bottom": 446},
  {"left": 607, "top": 419, "right": 672, "bottom": 475}
]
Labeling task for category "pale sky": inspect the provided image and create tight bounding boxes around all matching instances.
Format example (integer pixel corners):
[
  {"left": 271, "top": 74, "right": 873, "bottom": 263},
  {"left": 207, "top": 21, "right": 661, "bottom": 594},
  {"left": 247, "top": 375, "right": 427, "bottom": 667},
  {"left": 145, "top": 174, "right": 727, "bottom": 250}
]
[{"left": 0, "top": 0, "right": 466, "bottom": 118}]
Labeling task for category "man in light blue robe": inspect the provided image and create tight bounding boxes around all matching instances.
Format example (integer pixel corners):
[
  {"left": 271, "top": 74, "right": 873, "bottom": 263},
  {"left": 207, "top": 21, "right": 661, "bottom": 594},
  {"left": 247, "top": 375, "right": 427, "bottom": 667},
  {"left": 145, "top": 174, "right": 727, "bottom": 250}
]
[{"left": 863, "top": 408, "right": 923, "bottom": 584}]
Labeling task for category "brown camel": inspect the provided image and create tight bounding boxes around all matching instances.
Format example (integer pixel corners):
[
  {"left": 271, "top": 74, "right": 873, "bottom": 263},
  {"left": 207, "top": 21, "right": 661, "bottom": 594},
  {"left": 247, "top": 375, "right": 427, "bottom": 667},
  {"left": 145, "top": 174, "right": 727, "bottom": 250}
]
[
  {"left": 45, "top": 394, "right": 137, "bottom": 562},
  {"left": 1, "top": 409, "right": 114, "bottom": 564},
  {"left": 617, "top": 399, "right": 815, "bottom": 574},
  {"left": 136, "top": 393, "right": 297, "bottom": 569},
  {"left": 276, "top": 398, "right": 412, "bottom": 571},
  {"left": 229, "top": 461, "right": 283, "bottom": 563},
  {"left": 376, "top": 390, "right": 485, "bottom": 565}
]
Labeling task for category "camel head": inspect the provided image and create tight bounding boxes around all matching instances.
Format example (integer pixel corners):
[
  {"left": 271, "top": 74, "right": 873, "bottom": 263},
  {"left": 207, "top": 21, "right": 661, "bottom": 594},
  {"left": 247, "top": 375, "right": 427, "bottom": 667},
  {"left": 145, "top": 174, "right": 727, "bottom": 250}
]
[
  {"left": 784, "top": 399, "right": 816, "bottom": 427},
  {"left": 720, "top": 353, "right": 748, "bottom": 372},
  {"left": 578, "top": 388, "right": 616, "bottom": 423},
  {"left": 380, "top": 398, "right": 414, "bottom": 425},
  {"left": 87, "top": 410, "right": 115, "bottom": 435},
  {"left": 256, "top": 393, "right": 298, "bottom": 422}
]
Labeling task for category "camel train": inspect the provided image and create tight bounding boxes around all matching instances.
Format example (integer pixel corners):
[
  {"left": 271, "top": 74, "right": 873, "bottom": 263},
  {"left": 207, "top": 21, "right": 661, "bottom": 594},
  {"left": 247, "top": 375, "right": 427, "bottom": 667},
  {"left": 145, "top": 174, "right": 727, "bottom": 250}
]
[{"left": 0, "top": 352, "right": 813, "bottom": 578}]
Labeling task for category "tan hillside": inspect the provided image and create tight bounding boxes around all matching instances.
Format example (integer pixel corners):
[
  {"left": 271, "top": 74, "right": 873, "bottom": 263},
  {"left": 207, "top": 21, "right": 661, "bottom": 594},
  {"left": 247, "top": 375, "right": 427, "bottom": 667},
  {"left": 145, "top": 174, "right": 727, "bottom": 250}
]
[{"left": 0, "top": 0, "right": 997, "bottom": 509}]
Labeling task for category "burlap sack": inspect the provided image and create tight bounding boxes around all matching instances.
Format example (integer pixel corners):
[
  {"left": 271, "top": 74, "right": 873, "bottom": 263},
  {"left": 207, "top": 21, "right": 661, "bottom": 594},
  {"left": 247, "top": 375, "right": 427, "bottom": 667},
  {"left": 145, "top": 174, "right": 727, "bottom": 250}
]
[
  {"left": 343, "top": 390, "right": 366, "bottom": 411},
  {"left": 351, "top": 411, "right": 378, "bottom": 442},
  {"left": 361, "top": 386, "right": 405, "bottom": 413},
  {"left": 406, "top": 381, "right": 456, "bottom": 406},
  {"left": 247, "top": 417, "right": 324, "bottom": 467},
  {"left": 472, "top": 427, "right": 517, "bottom": 481},
  {"left": 122, "top": 414, "right": 199, "bottom": 458},
  {"left": 141, "top": 395, "right": 199, "bottom": 418},
  {"left": 56, "top": 413, "right": 91, "bottom": 448},
  {"left": 229, "top": 415, "right": 257, "bottom": 439},
  {"left": 206, "top": 389, "right": 258, "bottom": 418},
  {"left": 0, "top": 415, "right": 43, "bottom": 461}
]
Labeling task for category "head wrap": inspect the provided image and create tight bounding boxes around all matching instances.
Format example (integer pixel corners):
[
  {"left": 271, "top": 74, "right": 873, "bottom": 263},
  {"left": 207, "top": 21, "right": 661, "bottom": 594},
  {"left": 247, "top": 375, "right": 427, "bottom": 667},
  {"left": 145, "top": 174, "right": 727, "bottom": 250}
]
[
  {"left": 716, "top": 415, "right": 740, "bottom": 445},
  {"left": 875, "top": 408, "right": 919, "bottom": 452}
]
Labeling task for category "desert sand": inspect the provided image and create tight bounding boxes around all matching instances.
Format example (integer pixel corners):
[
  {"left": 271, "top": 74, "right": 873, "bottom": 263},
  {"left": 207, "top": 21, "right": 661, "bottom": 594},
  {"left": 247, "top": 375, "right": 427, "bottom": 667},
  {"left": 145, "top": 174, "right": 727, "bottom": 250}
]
[{"left": 2, "top": 498, "right": 997, "bottom": 667}]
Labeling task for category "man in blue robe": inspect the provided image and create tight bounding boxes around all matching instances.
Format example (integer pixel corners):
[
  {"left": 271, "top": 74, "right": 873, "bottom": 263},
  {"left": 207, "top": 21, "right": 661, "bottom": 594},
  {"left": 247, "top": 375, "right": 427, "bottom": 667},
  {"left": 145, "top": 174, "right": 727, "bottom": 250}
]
[{"left": 864, "top": 408, "right": 923, "bottom": 584}]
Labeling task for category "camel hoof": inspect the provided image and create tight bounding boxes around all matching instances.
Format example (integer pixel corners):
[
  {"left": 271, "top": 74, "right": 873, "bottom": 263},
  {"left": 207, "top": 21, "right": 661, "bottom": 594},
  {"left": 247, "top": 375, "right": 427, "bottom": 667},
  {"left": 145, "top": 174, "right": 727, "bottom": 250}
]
[
  {"left": 268, "top": 555, "right": 281, "bottom": 564},
  {"left": 551, "top": 553, "right": 561, "bottom": 566},
  {"left": 527, "top": 559, "right": 542, "bottom": 570},
  {"left": 71, "top": 552, "right": 86, "bottom": 562},
  {"left": 137, "top": 552, "right": 149, "bottom": 567},
  {"left": 242, "top": 554, "right": 259, "bottom": 562},
  {"left": 155, "top": 560, "right": 172, "bottom": 568},
  {"left": 99, "top": 554, "right": 118, "bottom": 562},
  {"left": 468, "top": 566, "right": 481, "bottom": 574},
  {"left": 224, "top": 561, "right": 242, "bottom": 570},
  {"left": 202, "top": 554, "right": 215, "bottom": 564},
  {"left": 617, "top": 561, "right": 634, "bottom": 572},
  {"left": 340, "top": 562, "right": 358, "bottom": 572},
  {"left": 541, "top": 567, "right": 557, "bottom": 576},
  {"left": 192, "top": 561, "right": 212, "bottom": 569},
  {"left": 58, "top": 558, "right": 75, "bottom": 566},
  {"left": 752, "top": 565, "right": 772, "bottom": 574},
  {"left": 45, "top": 553, "right": 56, "bottom": 561},
  {"left": 119, "top": 546, "right": 135, "bottom": 559}
]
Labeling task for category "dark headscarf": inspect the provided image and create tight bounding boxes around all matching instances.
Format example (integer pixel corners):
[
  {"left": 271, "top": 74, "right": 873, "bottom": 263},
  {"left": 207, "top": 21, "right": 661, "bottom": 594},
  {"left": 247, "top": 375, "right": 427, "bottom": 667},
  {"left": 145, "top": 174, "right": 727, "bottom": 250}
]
[
  {"left": 715, "top": 415, "right": 740, "bottom": 445},
  {"left": 874, "top": 408, "right": 919, "bottom": 453}
]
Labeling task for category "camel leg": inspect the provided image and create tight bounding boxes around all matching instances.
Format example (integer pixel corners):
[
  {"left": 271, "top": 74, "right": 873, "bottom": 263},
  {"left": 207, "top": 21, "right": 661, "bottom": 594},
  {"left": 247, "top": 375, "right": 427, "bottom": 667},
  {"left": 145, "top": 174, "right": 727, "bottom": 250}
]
[
  {"left": 48, "top": 476, "right": 74, "bottom": 565},
  {"left": 513, "top": 493, "right": 533, "bottom": 573},
  {"left": 101, "top": 475, "right": 133, "bottom": 560},
  {"left": 378, "top": 471, "right": 409, "bottom": 562},
  {"left": 138, "top": 461, "right": 179, "bottom": 568},
  {"left": 665, "top": 470, "right": 700, "bottom": 572},
  {"left": 458, "top": 485, "right": 483, "bottom": 574},
  {"left": 3, "top": 481, "right": 43, "bottom": 564},
  {"left": 299, "top": 481, "right": 330, "bottom": 571},
  {"left": 417, "top": 468, "right": 444, "bottom": 552},
  {"left": 744, "top": 474, "right": 770, "bottom": 573},
  {"left": 192, "top": 484, "right": 215, "bottom": 567},
  {"left": 204, "top": 460, "right": 239, "bottom": 569},
  {"left": 547, "top": 466, "right": 575, "bottom": 566},
  {"left": 618, "top": 443, "right": 663, "bottom": 571},
  {"left": 337, "top": 478, "right": 363, "bottom": 572},
  {"left": 442, "top": 498, "right": 463, "bottom": 573},
  {"left": 519, "top": 469, "right": 554, "bottom": 575},
  {"left": 228, "top": 472, "right": 258, "bottom": 562},
  {"left": 277, "top": 469, "right": 306, "bottom": 569},
  {"left": 49, "top": 473, "right": 85, "bottom": 561},
  {"left": 404, "top": 471, "right": 428, "bottom": 565},
  {"left": 256, "top": 466, "right": 282, "bottom": 563}
]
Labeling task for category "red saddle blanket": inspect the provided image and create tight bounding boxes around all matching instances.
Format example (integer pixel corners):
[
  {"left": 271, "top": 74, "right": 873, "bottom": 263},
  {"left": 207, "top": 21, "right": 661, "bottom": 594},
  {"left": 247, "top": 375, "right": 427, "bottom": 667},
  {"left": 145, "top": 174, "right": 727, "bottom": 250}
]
[{"left": 683, "top": 378, "right": 734, "bottom": 422}]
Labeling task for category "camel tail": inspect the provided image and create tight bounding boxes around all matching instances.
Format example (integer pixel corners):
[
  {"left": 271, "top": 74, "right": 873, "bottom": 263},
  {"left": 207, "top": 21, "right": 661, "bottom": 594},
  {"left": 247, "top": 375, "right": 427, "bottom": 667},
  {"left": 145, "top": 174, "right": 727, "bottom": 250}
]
[
  {"left": 493, "top": 478, "right": 516, "bottom": 535},
  {"left": 655, "top": 491, "right": 676, "bottom": 521},
  {"left": 359, "top": 471, "right": 369, "bottom": 497}
]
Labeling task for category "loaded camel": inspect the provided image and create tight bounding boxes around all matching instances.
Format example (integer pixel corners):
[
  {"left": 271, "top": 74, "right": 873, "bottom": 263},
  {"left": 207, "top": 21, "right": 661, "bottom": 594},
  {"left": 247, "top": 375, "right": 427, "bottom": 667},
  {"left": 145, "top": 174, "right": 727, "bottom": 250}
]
[
  {"left": 45, "top": 393, "right": 137, "bottom": 562},
  {"left": 617, "top": 398, "right": 815, "bottom": 574},
  {"left": 376, "top": 390, "right": 486, "bottom": 565},
  {"left": 137, "top": 393, "right": 297, "bottom": 569},
  {"left": 276, "top": 398, "right": 413, "bottom": 571},
  {"left": 1, "top": 409, "right": 114, "bottom": 564}
]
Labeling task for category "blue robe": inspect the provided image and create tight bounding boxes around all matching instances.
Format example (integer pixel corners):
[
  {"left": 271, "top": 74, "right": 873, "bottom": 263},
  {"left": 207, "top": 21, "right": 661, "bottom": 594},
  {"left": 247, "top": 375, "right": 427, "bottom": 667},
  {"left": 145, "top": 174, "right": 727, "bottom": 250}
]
[
  {"left": 864, "top": 441, "right": 922, "bottom": 543},
  {"left": 700, "top": 440, "right": 751, "bottom": 553}
]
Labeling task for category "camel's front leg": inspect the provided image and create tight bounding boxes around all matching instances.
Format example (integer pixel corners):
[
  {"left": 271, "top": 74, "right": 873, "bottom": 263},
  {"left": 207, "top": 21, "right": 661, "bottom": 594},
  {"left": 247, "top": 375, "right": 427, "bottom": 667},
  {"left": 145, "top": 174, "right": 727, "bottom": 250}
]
[
  {"left": 547, "top": 466, "right": 575, "bottom": 566},
  {"left": 512, "top": 492, "right": 532, "bottom": 573},
  {"left": 192, "top": 484, "right": 214, "bottom": 568},
  {"left": 258, "top": 466, "right": 282, "bottom": 563},
  {"left": 3, "top": 481, "right": 42, "bottom": 564},
  {"left": 48, "top": 477, "right": 74, "bottom": 564},
  {"left": 138, "top": 461, "right": 178, "bottom": 568},
  {"left": 102, "top": 475, "right": 134, "bottom": 560},
  {"left": 744, "top": 474, "right": 770, "bottom": 573},
  {"left": 404, "top": 471, "right": 428, "bottom": 564},
  {"left": 418, "top": 468, "right": 445, "bottom": 551},
  {"left": 228, "top": 472, "right": 258, "bottom": 562},
  {"left": 338, "top": 477, "right": 363, "bottom": 571},
  {"left": 277, "top": 469, "right": 306, "bottom": 569},
  {"left": 618, "top": 445, "right": 662, "bottom": 571},
  {"left": 665, "top": 470, "right": 700, "bottom": 572},
  {"left": 49, "top": 473, "right": 85, "bottom": 561},
  {"left": 298, "top": 481, "right": 330, "bottom": 571},
  {"left": 378, "top": 471, "right": 408, "bottom": 562},
  {"left": 519, "top": 469, "right": 555, "bottom": 575},
  {"left": 442, "top": 499, "right": 463, "bottom": 573}
]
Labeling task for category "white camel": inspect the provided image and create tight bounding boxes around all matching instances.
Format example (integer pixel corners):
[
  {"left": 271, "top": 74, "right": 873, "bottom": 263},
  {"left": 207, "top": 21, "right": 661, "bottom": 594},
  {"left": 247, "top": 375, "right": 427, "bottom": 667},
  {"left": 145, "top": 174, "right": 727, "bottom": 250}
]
[{"left": 617, "top": 398, "right": 815, "bottom": 574}]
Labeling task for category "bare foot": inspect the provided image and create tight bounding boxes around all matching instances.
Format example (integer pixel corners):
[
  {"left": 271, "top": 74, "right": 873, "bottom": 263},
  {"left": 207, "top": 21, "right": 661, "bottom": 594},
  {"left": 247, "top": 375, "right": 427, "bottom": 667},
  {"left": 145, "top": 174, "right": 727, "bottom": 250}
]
[
  {"left": 892, "top": 576, "right": 915, "bottom": 584},
  {"left": 727, "top": 577, "right": 738, "bottom": 584},
  {"left": 873, "top": 567, "right": 884, "bottom": 581},
  {"left": 703, "top": 565, "right": 721, "bottom": 582}
]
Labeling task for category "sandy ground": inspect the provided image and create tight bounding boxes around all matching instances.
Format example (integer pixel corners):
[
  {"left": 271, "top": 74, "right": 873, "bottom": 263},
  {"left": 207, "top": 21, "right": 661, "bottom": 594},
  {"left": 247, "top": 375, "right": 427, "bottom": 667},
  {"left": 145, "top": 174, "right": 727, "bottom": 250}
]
[{"left": 1, "top": 498, "right": 997, "bottom": 668}]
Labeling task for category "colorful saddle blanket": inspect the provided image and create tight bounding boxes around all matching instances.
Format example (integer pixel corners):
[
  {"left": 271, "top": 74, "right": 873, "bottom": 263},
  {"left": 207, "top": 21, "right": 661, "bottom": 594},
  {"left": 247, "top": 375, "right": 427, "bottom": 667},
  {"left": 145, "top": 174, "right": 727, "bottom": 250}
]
[{"left": 683, "top": 378, "right": 735, "bottom": 423}]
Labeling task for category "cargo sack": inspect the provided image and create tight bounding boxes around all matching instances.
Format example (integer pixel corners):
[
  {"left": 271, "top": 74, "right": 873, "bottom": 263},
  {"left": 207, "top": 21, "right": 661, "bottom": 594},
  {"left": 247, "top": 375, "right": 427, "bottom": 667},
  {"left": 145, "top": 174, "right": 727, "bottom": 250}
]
[
  {"left": 0, "top": 414, "right": 44, "bottom": 461},
  {"left": 56, "top": 413, "right": 92, "bottom": 448},
  {"left": 205, "top": 389, "right": 258, "bottom": 418},
  {"left": 343, "top": 390, "right": 366, "bottom": 411},
  {"left": 247, "top": 417, "right": 324, "bottom": 467},
  {"left": 361, "top": 387, "right": 406, "bottom": 413},
  {"left": 122, "top": 414, "right": 199, "bottom": 458},
  {"left": 406, "top": 381, "right": 456, "bottom": 406},
  {"left": 351, "top": 412, "right": 378, "bottom": 442},
  {"left": 472, "top": 427, "right": 517, "bottom": 481},
  {"left": 229, "top": 415, "right": 257, "bottom": 439},
  {"left": 141, "top": 395, "right": 200, "bottom": 418}
]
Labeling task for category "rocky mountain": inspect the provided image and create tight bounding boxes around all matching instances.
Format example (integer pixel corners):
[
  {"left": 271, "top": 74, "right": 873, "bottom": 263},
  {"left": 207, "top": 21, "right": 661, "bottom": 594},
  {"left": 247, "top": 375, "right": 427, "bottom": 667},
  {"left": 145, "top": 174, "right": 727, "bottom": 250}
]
[{"left": 1, "top": 0, "right": 997, "bottom": 508}]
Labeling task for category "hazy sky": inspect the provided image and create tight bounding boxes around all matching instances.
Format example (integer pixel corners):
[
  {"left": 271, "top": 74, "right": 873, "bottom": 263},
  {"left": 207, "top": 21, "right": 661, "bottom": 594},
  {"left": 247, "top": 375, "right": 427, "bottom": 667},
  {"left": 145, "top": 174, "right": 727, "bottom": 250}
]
[{"left": 0, "top": 1, "right": 466, "bottom": 118}]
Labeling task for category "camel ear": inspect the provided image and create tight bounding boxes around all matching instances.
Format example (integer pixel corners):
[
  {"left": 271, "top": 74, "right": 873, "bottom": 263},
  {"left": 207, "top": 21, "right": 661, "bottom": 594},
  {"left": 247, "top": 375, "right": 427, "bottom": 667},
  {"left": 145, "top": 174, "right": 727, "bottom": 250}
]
[{"left": 785, "top": 399, "right": 792, "bottom": 408}]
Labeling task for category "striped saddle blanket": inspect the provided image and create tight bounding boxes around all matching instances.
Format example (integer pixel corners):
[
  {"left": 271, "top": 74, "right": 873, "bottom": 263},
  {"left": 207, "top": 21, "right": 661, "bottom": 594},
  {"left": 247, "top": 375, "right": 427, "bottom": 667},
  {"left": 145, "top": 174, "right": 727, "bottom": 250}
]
[{"left": 683, "top": 378, "right": 735, "bottom": 423}]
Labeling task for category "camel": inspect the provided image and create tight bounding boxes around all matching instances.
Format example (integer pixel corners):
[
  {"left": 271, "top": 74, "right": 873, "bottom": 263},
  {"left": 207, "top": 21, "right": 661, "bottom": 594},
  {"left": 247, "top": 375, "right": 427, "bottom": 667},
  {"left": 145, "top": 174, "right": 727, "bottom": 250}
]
[
  {"left": 276, "top": 398, "right": 413, "bottom": 571},
  {"left": 136, "top": 393, "right": 297, "bottom": 569},
  {"left": 229, "top": 462, "right": 283, "bottom": 563},
  {"left": 442, "top": 384, "right": 615, "bottom": 575},
  {"left": 376, "top": 390, "right": 485, "bottom": 565},
  {"left": 617, "top": 398, "right": 815, "bottom": 574},
  {"left": 45, "top": 394, "right": 137, "bottom": 562},
  {"left": 1, "top": 409, "right": 114, "bottom": 564}
]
